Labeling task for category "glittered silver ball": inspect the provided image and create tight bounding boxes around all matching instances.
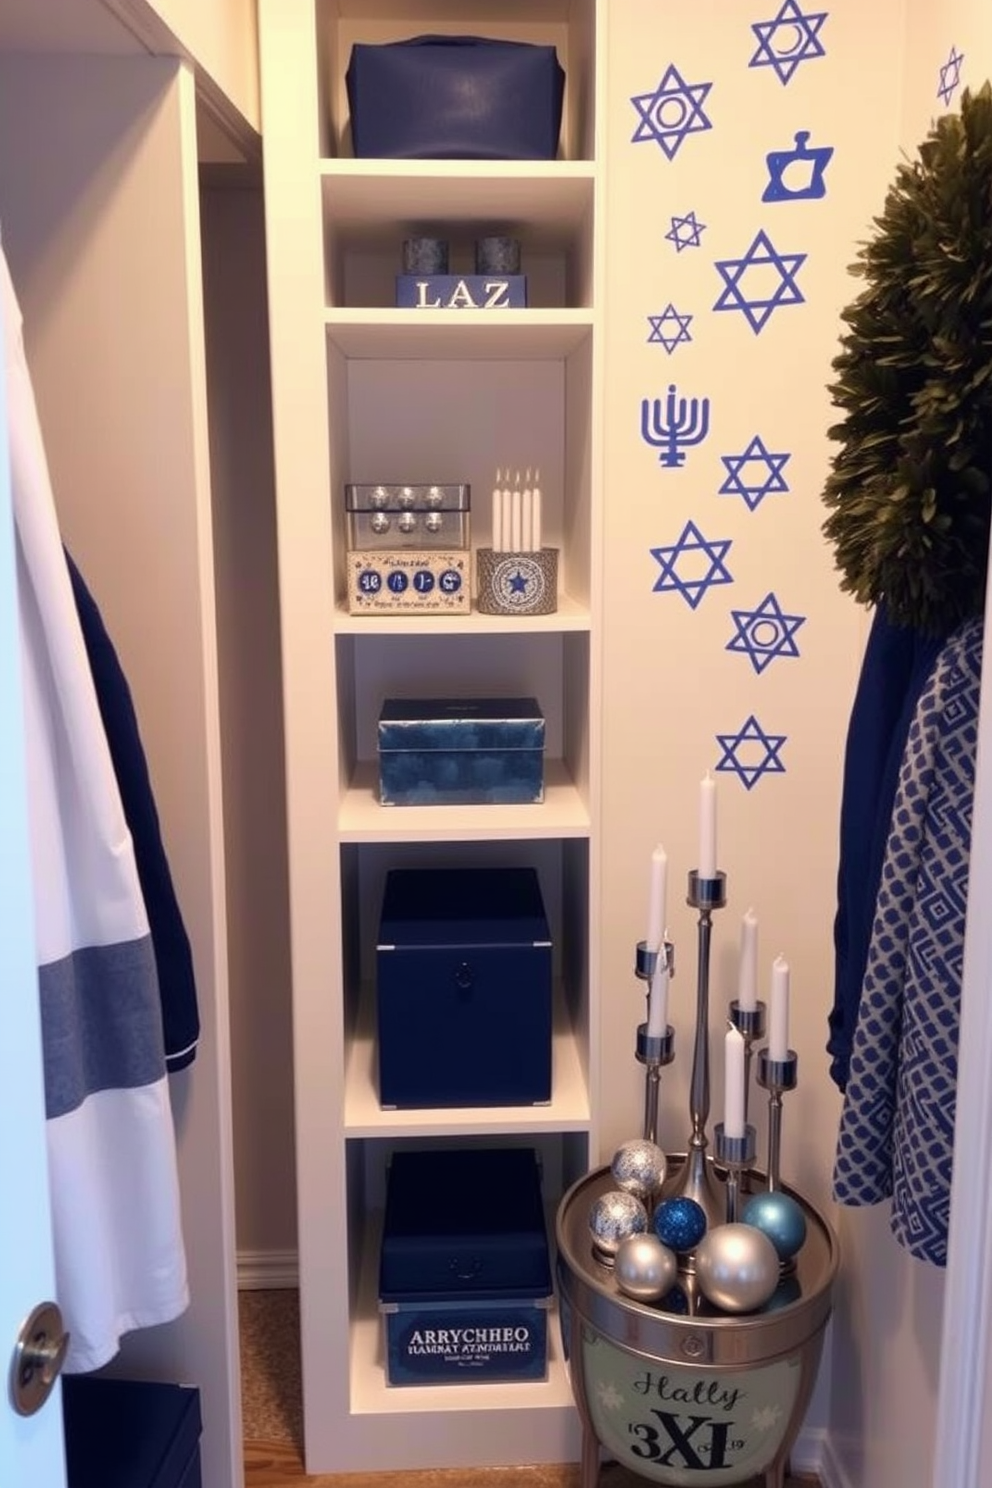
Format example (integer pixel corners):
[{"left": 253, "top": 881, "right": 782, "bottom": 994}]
[
  {"left": 398, "top": 486, "right": 416, "bottom": 508},
  {"left": 426, "top": 486, "right": 444, "bottom": 508},
  {"left": 397, "top": 511, "right": 417, "bottom": 534},
  {"left": 424, "top": 511, "right": 444, "bottom": 534},
  {"left": 589, "top": 1190, "right": 649, "bottom": 1258},
  {"left": 370, "top": 511, "right": 390, "bottom": 534},
  {"left": 653, "top": 1196, "right": 708, "bottom": 1253},
  {"left": 611, "top": 1139, "right": 667, "bottom": 1202},
  {"left": 695, "top": 1223, "right": 780, "bottom": 1313},
  {"left": 741, "top": 1191, "right": 808, "bottom": 1261},
  {"left": 614, "top": 1233, "right": 678, "bottom": 1302}
]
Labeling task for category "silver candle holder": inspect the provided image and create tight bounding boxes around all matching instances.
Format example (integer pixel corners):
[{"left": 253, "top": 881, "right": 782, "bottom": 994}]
[
  {"left": 634, "top": 941, "right": 675, "bottom": 1146},
  {"left": 714, "top": 1121, "right": 757, "bottom": 1223},
  {"left": 662, "top": 868, "right": 727, "bottom": 1233},
  {"left": 728, "top": 999, "right": 767, "bottom": 1125},
  {"left": 756, "top": 1046, "right": 799, "bottom": 1192}
]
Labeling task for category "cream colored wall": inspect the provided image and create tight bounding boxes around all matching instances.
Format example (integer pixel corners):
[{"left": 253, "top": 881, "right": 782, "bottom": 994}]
[
  {"left": 827, "top": 8, "right": 992, "bottom": 1486},
  {"left": 597, "top": 0, "right": 903, "bottom": 1457}
]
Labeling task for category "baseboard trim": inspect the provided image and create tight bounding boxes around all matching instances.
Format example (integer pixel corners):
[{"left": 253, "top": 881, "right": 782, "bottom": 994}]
[
  {"left": 794, "top": 1427, "right": 852, "bottom": 1488},
  {"left": 237, "top": 1247, "right": 299, "bottom": 1289}
]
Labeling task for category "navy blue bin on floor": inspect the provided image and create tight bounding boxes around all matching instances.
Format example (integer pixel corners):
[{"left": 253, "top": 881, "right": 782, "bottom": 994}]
[
  {"left": 376, "top": 865, "right": 553, "bottom": 1108},
  {"left": 63, "top": 1377, "right": 202, "bottom": 1488}
]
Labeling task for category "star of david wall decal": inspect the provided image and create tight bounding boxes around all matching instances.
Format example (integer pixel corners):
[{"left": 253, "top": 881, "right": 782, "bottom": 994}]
[
  {"left": 726, "top": 592, "right": 806, "bottom": 673},
  {"left": 665, "top": 210, "right": 707, "bottom": 253},
  {"left": 647, "top": 304, "right": 693, "bottom": 354},
  {"left": 651, "top": 520, "right": 733, "bottom": 610},
  {"left": 749, "top": 0, "right": 828, "bottom": 86},
  {"left": 713, "top": 230, "right": 807, "bottom": 334},
  {"left": 631, "top": 64, "right": 714, "bottom": 160},
  {"left": 937, "top": 46, "right": 964, "bottom": 106},
  {"left": 715, "top": 715, "right": 787, "bottom": 789},
  {"left": 719, "top": 435, "right": 791, "bottom": 510}
]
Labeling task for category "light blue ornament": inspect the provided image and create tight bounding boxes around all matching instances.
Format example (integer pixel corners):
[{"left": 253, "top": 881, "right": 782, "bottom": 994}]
[
  {"left": 589, "top": 1190, "right": 649, "bottom": 1258},
  {"left": 652, "top": 1196, "right": 707, "bottom": 1253},
  {"left": 742, "top": 1191, "right": 807, "bottom": 1261}
]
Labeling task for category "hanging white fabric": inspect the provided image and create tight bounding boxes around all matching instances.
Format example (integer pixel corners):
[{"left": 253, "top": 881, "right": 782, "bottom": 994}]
[{"left": 1, "top": 244, "right": 189, "bottom": 1373}]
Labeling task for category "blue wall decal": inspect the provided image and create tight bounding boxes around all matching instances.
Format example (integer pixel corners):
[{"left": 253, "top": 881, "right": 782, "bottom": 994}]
[
  {"left": 641, "top": 386, "right": 711, "bottom": 467},
  {"left": 650, "top": 519, "right": 733, "bottom": 609},
  {"left": 647, "top": 304, "right": 694, "bottom": 353},
  {"left": 713, "top": 229, "right": 807, "bottom": 334},
  {"left": 665, "top": 210, "right": 708, "bottom": 252},
  {"left": 715, "top": 715, "right": 787, "bottom": 789},
  {"left": 726, "top": 592, "right": 806, "bottom": 673},
  {"left": 763, "top": 131, "right": 834, "bottom": 201},
  {"left": 630, "top": 64, "right": 714, "bottom": 160},
  {"left": 719, "top": 434, "right": 791, "bottom": 509},
  {"left": 937, "top": 46, "right": 964, "bottom": 105},
  {"left": 749, "top": 1, "right": 828, "bottom": 86}
]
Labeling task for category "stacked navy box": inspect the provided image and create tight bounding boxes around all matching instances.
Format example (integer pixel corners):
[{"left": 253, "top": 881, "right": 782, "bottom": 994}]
[
  {"left": 376, "top": 865, "right": 553, "bottom": 1108},
  {"left": 63, "top": 1377, "right": 201, "bottom": 1488}
]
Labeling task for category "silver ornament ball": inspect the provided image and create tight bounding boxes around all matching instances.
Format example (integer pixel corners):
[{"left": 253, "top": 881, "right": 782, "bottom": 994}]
[
  {"left": 695, "top": 1222, "right": 780, "bottom": 1313},
  {"left": 614, "top": 1232, "right": 678, "bottom": 1302},
  {"left": 398, "top": 511, "right": 417, "bottom": 534},
  {"left": 370, "top": 511, "right": 391, "bottom": 534},
  {"left": 424, "top": 511, "right": 444, "bottom": 534},
  {"left": 611, "top": 1138, "right": 667, "bottom": 1201},
  {"left": 588, "top": 1189, "right": 649, "bottom": 1258}
]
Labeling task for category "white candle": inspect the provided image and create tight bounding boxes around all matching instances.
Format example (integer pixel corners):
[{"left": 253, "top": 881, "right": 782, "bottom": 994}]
[
  {"left": 724, "top": 1024, "right": 746, "bottom": 1139},
  {"left": 500, "top": 469, "right": 512, "bottom": 554},
  {"left": 492, "top": 467, "right": 504, "bottom": 552},
  {"left": 646, "top": 844, "right": 668, "bottom": 953},
  {"left": 510, "top": 469, "right": 523, "bottom": 551},
  {"left": 738, "top": 908, "right": 758, "bottom": 1011},
  {"left": 647, "top": 958, "right": 669, "bottom": 1039},
  {"left": 521, "top": 469, "right": 534, "bottom": 553},
  {"left": 769, "top": 954, "right": 790, "bottom": 1061},
  {"left": 699, "top": 772, "right": 717, "bottom": 878},
  {"left": 532, "top": 467, "right": 542, "bottom": 552}
]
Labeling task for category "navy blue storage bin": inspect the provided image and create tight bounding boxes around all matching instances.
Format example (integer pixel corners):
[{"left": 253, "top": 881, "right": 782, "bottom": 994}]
[
  {"left": 63, "top": 1377, "right": 201, "bottom": 1488},
  {"left": 377, "top": 696, "right": 545, "bottom": 806},
  {"left": 376, "top": 866, "right": 552, "bottom": 1108},
  {"left": 379, "top": 1146, "right": 552, "bottom": 1385}
]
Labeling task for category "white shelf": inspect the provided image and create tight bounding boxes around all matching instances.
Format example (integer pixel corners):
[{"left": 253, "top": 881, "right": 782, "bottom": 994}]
[
  {"left": 321, "top": 159, "right": 595, "bottom": 245},
  {"left": 339, "top": 758, "right": 591, "bottom": 841},
  {"left": 350, "top": 1210, "right": 575, "bottom": 1417},
  {"left": 325, "top": 308, "right": 593, "bottom": 359},
  {"left": 334, "top": 591, "right": 591, "bottom": 634},
  {"left": 344, "top": 984, "right": 591, "bottom": 1136}
]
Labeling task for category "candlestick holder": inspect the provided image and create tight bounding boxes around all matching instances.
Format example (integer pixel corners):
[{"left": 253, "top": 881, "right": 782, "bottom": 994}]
[
  {"left": 729, "top": 999, "right": 766, "bottom": 1125},
  {"left": 634, "top": 941, "right": 675, "bottom": 1146},
  {"left": 663, "top": 869, "right": 727, "bottom": 1234},
  {"left": 714, "top": 1122, "right": 757, "bottom": 1223},
  {"left": 756, "top": 1047, "right": 799, "bottom": 1192}
]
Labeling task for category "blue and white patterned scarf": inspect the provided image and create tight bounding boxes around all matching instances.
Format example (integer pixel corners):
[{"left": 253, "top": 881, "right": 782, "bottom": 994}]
[{"left": 833, "top": 615, "right": 982, "bottom": 1266}]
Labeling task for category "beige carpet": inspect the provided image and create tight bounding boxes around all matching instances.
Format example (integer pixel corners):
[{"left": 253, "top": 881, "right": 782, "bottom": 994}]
[{"left": 239, "top": 1288, "right": 304, "bottom": 1448}]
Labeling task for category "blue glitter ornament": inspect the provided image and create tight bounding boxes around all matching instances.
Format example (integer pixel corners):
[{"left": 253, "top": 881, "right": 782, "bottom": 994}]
[
  {"left": 742, "top": 1191, "right": 807, "bottom": 1261},
  {"left": 652, "top": 1196, "right": 707, "bottom": 1253},
  {"left": 658, "top": 1284, "right": 690, "bottom": 1315}
]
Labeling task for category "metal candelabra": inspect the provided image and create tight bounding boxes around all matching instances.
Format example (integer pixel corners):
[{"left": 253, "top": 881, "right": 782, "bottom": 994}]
[{"left": 633, "top": 941, "right": 675, "bottom": 1145}]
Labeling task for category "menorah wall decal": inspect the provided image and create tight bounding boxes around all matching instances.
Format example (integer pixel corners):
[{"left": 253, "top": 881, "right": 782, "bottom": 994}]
[{"left": 641, "top": 385, "right": 712, "bottom": 468}]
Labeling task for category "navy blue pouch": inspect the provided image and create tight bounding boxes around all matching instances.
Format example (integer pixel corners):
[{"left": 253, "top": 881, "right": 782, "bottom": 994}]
[{"left": 346, "top": 35, "right": 565, "bottom": 160}]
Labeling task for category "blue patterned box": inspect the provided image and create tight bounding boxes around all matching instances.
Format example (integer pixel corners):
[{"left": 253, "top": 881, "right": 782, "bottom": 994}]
[
  {"left": 379, "top": 1147, "right": 551, "bottom": 1386},
  {"left": 377, "top": 697, "right": 545, "bottom": 805}
]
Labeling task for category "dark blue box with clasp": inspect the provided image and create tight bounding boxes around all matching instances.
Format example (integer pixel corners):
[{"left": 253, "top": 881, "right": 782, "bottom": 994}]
[
  {"left": 377, "top": 696, "right": 545, "bottom": 806},
  {"left": 63, "top": 1377, "right": 202, "bottom": 1488},
  {"left": 379, "top": 1146, "right": 552, "bottom": 1386},
  {"left": 376, "top": 866, "right": 552, "bottom": 1108}
]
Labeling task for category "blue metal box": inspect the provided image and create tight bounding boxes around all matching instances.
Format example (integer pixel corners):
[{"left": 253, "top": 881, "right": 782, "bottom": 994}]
[
  {"left": 64, "top": 1377, "right": 202, "bottom": 1488},
  {"left": 376, "top": 866, "right": 552, "bottom": 1108},
  {"left": 377, "top": 696, "right": 545, "bottom": 806},
  {"left": 379, "top": 1147, "right": 552, "bottom": 1386}
]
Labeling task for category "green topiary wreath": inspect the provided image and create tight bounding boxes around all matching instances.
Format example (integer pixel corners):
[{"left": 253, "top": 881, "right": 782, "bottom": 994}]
[{"left": 822, "top": 83, "right": 992, "bottom": 635}]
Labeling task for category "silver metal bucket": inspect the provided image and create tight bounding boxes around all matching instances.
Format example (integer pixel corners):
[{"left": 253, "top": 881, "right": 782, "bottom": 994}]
[{"left": 556, "top": 1162, "right": 839, "bottom": 1488}]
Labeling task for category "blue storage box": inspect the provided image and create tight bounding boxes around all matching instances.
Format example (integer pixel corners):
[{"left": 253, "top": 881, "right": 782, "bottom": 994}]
[
  {"left": 376, "top": 866, "right": 552, "bottom": 1108},
  {"left": 63, "top": 1377, "right": 202, "bottom": 1488},
  {"left": 379, "top": 1146, "right": 552, "bottom": 1386},
  {"left": 377, "top": 697, "right": 545, "bottom": 806}
]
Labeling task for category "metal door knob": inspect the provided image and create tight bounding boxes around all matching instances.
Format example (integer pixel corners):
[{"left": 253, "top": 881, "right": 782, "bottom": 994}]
[{"left": 9, "top": 1301, "right": 69, "bottom": 1416}]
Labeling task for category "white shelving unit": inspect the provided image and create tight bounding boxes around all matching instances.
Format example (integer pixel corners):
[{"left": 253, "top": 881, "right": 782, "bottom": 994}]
[{"left": 260, "top": 0, "right": 604, "bottom": 1471}]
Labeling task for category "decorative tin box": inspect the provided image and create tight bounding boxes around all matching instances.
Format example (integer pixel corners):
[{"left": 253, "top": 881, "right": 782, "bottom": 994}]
[
  {"left": 377, "top": 696, "right": 545, "bottom": 805},
  {"left": 379, "top": 1146, "right": 552, "bottom": 1386},
  {"left": 396, "top": 274, "right": 527, "bottom": 309},
  {"left": 345, "top": 483, "right": 470, "bottom": 552},
  {"left": 348, "top": 550, "right": 470, "bottom": 615},
  {"left": 376, "top": 865, "right": 553, "bottom": 1108},
  {"left": 63, "top": 1377, "right": 202, "bottom": 1488}
]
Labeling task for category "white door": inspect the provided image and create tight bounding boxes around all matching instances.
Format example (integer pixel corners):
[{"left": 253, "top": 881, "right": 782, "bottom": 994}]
[{"left": 0, "top": 359, "right": 67, "bottom": 1484}]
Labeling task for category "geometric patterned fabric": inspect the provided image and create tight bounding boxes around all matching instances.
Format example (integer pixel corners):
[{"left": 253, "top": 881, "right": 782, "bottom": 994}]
[{"left": 833, "top": 617, "right": 983, "bottom": 1266}]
